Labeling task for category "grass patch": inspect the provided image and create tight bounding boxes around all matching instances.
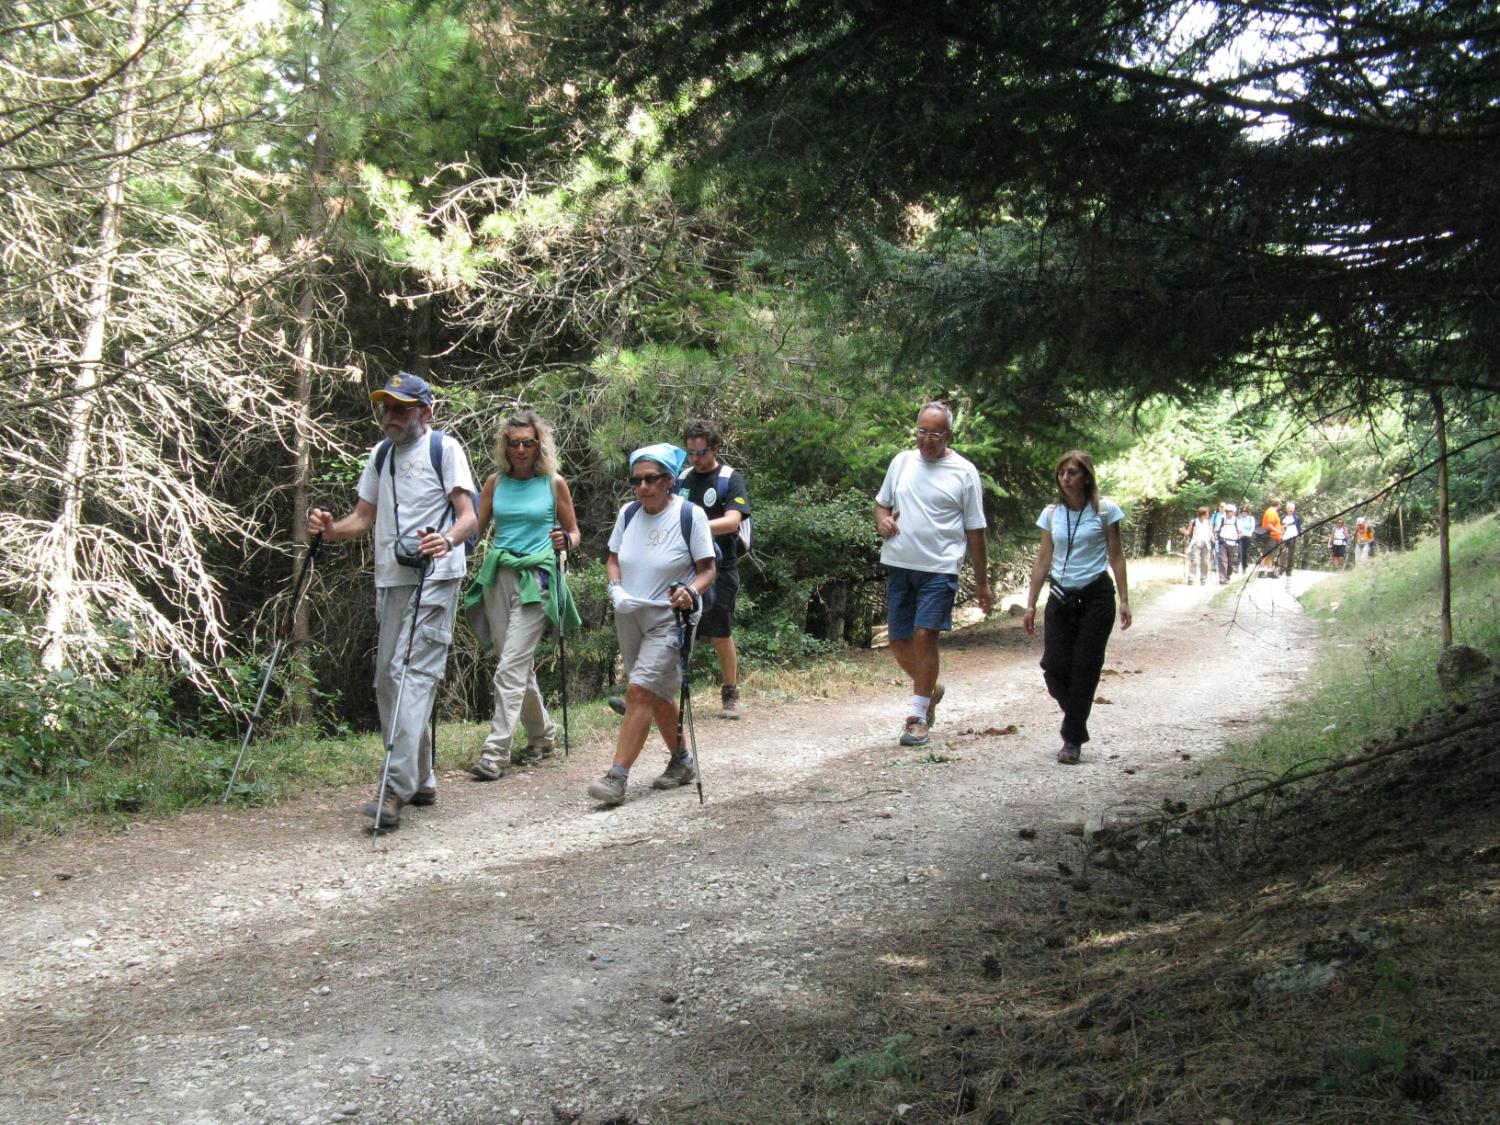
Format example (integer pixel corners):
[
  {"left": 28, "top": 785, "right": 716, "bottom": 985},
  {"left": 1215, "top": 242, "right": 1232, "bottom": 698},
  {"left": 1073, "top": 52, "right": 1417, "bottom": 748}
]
[{"left": 1231, "top": 513, "right": 1500, "bottom": 777}]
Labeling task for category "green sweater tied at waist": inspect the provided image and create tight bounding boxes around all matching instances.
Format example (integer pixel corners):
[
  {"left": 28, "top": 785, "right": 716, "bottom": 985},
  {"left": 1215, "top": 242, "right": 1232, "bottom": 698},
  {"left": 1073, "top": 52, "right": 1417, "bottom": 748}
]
[{"left": 463, "top": 543, "right": 582, "bottom": 651}]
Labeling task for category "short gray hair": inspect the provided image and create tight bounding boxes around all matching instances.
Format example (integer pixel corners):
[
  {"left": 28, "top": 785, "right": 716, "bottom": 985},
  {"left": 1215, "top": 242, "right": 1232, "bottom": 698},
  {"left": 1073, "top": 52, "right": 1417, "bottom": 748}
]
[{"left": 917, "top": 401, "right": 954, "bottom": 430}]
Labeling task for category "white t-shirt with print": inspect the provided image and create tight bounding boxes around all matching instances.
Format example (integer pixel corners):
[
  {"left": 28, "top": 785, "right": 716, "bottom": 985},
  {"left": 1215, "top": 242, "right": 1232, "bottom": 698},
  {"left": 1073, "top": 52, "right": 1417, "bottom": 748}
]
[
  {"left": 607, "top": 495, "right": 714, "bottom": 606},
  {"left": 875, "top": 449, "right": 987, "bottom": 574},
  {"left": 356, "top": 430, "right": 476, "bottom": 588}
]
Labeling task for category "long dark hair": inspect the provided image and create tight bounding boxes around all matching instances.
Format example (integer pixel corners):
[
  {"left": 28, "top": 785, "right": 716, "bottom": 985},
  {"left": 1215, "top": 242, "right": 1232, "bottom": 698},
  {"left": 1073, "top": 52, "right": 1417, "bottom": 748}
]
[{"left": 1053, "top": 449, "right": 1099, "bottom": 513}]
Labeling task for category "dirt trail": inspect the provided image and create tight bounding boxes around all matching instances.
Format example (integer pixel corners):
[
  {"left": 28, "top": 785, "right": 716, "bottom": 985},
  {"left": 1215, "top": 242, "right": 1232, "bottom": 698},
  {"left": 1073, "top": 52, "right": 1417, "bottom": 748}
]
[{"left": 0, "top": 566, "right": 1322, "bottom": 1124}]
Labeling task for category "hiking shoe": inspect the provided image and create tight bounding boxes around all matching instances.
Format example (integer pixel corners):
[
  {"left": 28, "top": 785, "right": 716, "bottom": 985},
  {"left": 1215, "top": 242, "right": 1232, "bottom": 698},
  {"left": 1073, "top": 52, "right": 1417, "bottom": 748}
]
[
  {"left": 587, "top": 772, "right": 627, "bottom": 806},
  {"left": 926, "top": 684, "right": 945, "bottom": 730},
  {"left": 409, "top": 786, "right": 437, "bottom": 807},
  {"left": 510, "top": 743, "right": 553, "bottom": 766},
  {"left": 361, "top": 793, "right": 403, "bottom": 829},
  {"left": 469, "top": 752, "right": 506, "bottom": 781},
  {"left": 1057, "top": 742, "right": 1081, "bottom": 765},
  {"left": 899, "top": 716, "right": 930, "bottom": 747},
  {"left": 607, "top": 696, "right": 627, "bottom": 716},
  {"left": 719, "top": 684, "right": 742, "bottom": 720},
  {"left": 651, "top": 750, "right": 699, "bottom": 790}
]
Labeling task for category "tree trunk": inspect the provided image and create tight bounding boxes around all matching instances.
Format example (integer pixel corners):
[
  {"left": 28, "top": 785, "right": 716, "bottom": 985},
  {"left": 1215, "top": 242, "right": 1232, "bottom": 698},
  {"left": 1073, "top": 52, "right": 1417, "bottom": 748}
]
[
  {"left": 41, "top": 0, "right": 146, "bottom": 670},
  {"left": 1430, "top": 390, "right": 1452, "bottom": 647}
]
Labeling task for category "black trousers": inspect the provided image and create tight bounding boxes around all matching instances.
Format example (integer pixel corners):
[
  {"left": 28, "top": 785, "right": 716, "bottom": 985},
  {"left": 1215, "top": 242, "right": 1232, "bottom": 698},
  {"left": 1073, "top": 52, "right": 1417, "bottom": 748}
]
[{"left": 1041, "top": 575, "right": 1116, "bottom": 746}]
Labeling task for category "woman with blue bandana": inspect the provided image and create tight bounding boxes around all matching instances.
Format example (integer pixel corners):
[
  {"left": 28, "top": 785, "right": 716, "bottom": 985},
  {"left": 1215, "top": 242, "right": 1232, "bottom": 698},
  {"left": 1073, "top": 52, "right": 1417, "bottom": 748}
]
[{"left": 587, "top": 444, "right": 716, "bottom": 807}]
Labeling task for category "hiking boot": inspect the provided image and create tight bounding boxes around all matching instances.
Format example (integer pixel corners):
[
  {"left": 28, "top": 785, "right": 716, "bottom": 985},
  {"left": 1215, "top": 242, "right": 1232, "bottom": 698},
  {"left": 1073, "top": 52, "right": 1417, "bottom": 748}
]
[
  {"left": 1057, "top": 742, "right": 1081, "bottom": 765},
  {"left": 510, "top": 743, "right": 553, "bottom": 766},
  {"left": 469, "top": 752, "right": 506, "bottom": 781},
  {"left": 361, "top": 793, "right": 403, "bottom": 829},
  {"left": 899, "top": 716, "right": 930, "bottom": 747},
  {"left": 587, "top": 772, "right": 627, "bottom": 807},
  {"left": 651, "top": 749, "right": 698, "bottom": 790},
  {"left": 607, "top": 696, "right": 627, "bottom": 717},
  {"left": 719, "top": 684, "right": 742, "bottom": 720},
  {"left": 409, "top": 786, "right": 437, "bottom": 807},
  {"left": 926, "top": 684, "right": 945, "bottom": 730}
]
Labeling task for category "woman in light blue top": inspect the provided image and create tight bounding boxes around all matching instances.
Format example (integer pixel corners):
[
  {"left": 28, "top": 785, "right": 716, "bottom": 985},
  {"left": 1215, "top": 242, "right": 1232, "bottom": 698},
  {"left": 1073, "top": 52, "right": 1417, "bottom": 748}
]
[
  {"left": 463, "top": 410, "right": 581, "bottom": 780},
  {"left": 1022, "top": 450, "right": 1131, "bottom": 765}
]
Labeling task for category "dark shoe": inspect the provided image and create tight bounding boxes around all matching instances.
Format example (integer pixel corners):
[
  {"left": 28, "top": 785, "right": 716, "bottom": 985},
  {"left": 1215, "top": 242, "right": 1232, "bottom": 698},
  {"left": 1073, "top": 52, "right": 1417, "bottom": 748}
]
[
  {"left": 361, "top": 793, "right": 403, "bottom": 829},
  {"left": 926, "top": 683, "right": 945, "bottom": 730},
  {"left": 409, "top": 787, "right": 437, "bottom": 807},
  {"left": 899, "top": 716, "right": 930, "bottom": 747},
  {"left": 651, "top": 749, "right": 699, "bottom": 790},
  {"left": 587, "top": 772, "right": 627, "bottom": 806},
  {"left": 719, "top": 684, "right": 742, "bottom": 720},
  {"left": 510, "top": 743, "right": 553, "bottom": 766},
  {"left": 470, "top": 752, "right": 505, "bottom": 781},
  {"left": 1057, "top": 742, "right": 1081, "bottom": 765},
  {"left": 607, "top": 696, "right": 627, "bottom": 717}
]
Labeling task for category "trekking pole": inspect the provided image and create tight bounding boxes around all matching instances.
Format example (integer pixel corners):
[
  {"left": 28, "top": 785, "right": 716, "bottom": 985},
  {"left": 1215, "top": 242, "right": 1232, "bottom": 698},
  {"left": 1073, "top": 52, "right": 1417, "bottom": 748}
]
[
  {"left": 222, "top": 533, "right": 322, "bottom": 805},
  {"left": 553, "top": 521, "right": 570, "bottom": 757},
  {"left": 372, "top": 548, "right": 432, "bottom": 842},
  {"left": 672, "top": 595, "right": 705, "bottom": 805}
]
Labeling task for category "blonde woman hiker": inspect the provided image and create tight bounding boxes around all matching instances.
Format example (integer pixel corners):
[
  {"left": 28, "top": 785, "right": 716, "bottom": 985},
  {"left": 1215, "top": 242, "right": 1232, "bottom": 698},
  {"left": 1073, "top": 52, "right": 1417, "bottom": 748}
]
[{"left": 463, "top": 410, "right": 581, "bottom": 781}]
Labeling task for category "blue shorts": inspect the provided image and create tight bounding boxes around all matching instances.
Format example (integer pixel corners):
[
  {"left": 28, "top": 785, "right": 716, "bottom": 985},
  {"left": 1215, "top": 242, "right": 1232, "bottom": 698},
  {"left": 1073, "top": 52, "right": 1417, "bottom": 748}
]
[{"left": 885, "top": 567, "right": 959, "bottom": 641}]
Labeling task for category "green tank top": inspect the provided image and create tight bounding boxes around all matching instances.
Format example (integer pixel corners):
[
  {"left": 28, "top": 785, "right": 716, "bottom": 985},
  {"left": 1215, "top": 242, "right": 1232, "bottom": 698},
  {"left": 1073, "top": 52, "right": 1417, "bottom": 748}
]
[{"left": 492, "top": 474, "right": 554, "bottom": 555}]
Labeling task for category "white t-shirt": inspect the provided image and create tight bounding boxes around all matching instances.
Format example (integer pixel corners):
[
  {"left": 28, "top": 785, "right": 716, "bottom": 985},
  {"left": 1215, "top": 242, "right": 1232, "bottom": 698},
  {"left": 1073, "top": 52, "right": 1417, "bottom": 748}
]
[
  {"left": 1189, "top": 517, "right": 1216, "bottom": 546},
  {"left": 356, "top": 430, "right": 476, "bottom": 588},
  {"left": 1037, "top": 499, "right": 1125, "bottom": 588},
  {"left": 875, "top": 449, "right": 987, "bottom": 574},
  {"left": 607, "top": 495, "right": 714, "bottom": 606}
]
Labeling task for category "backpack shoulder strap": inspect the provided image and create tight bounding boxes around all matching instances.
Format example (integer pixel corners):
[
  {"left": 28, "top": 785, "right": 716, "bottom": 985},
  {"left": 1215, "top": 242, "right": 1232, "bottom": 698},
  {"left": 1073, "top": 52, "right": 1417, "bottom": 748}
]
[
  {"left": 372, "top": 438, "right": 393, "bottom": 475},
  {"left": 621, "top": 500, "right": 643, "bottom": 531},
  {"left": 428, "top": 430, "right": 446, "bottom": 485},
  {"left": 718, "top": 463, "right": 733, "bottom": 484},
  {"left": 678, "top": 497, "right": 695, "bottom": 552}
]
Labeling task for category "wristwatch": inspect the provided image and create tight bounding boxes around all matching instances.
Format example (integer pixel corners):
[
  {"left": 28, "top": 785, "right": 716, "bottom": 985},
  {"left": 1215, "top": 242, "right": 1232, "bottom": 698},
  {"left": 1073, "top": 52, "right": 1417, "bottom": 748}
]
[{"left": 442, "top": 533, "right": 455, "bottom": 552}]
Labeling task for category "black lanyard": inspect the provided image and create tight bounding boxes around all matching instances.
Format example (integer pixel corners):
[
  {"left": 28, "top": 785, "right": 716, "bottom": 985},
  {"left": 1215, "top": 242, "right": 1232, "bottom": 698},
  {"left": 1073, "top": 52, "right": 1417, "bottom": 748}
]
[{"left": 1060, "top": 505, "right": 1082, "bottom": 583}]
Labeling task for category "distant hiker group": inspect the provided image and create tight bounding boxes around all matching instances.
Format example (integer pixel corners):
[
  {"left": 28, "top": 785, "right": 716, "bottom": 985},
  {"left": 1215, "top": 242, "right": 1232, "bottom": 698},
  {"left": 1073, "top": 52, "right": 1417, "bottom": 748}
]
[
  {"left": 294, "top": 377, "right": 1144, "bottom": 831},
  {"left": 1182, "top": 498, "right": 1379, "bottom": 586}
]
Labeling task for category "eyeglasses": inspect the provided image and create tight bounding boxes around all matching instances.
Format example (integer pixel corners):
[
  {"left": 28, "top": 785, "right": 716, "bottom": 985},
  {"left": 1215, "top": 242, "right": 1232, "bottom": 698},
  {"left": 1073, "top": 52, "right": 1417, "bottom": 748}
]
[
  {"left": 507, "top": 438, "right": 538, "bottom": 449},
  {"left": 630, "top": 472, "right": 668, "bottom": 487},
  {"left": 914, "top": 428, "right": 949, "bottom": 440},
  {"left": 382, "top": 401, "right": 422, "bottom": 416},
  {"left": 686, "top": 446, "right": 714, "bottom": 458}
]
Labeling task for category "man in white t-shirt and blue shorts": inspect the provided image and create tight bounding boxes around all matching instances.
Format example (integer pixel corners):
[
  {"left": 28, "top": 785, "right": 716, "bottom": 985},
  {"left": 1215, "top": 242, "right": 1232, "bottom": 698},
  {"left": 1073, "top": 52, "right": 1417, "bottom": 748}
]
[
  {"left": 874, "top": 403, "right": 992, "bottom": 747},
  {"left": 589, "top": 444, "right": 717, "bottom": 807}
]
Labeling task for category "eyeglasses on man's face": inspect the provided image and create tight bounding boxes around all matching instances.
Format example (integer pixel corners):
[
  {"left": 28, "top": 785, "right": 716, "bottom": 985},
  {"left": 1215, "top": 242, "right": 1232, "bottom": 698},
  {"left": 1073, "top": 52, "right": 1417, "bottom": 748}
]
[
  {"left": 507, "top": 437, "right": 538, "bottom": 449},
  {"left": 686, "top": 445, "right": 714, "bottom": 458},
  {"left": 631, "top": 472, "right": 668, "bottom": 487},
  {"left": 914, "top": 427, "right": 950, "bottom": 441},
  {"left": 381, "top": 400, "right": 423, "bottom": 417}
]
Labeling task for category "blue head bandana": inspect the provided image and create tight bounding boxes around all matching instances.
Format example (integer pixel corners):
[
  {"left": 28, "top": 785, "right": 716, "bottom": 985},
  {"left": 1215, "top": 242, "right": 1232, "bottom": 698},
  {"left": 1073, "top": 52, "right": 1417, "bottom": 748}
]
[{"left": 628, "top": 443, "right": 687, "bottom": 479}]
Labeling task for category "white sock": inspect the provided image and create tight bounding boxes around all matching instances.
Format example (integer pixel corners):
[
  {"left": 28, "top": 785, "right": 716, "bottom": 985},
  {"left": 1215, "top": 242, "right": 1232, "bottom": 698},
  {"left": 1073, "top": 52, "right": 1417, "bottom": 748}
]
[{"left": 911, "top": 694, "right": 931, "bottom": 719}]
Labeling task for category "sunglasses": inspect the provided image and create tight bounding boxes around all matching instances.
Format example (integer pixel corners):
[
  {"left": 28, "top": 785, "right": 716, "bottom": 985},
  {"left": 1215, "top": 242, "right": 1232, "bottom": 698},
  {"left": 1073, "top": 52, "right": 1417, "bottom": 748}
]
[
  {"left": 507, "top": 438, "right": 538, "bottom": 449},
  {"left": 630, "top": 472, "right": 668, "bottom": 487},
  {"left": 686, "top": 446, "right": 714, "bottom": 458}
]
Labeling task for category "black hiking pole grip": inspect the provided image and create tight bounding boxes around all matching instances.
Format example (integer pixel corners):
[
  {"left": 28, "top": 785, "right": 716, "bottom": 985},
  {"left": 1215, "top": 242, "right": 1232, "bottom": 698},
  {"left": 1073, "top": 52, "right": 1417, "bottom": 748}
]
[
  {"left": 554, "top": 521, "right": 570, "bottom": 757},
  {"left": 222, "top": 532, "right": 323, "bottom": 806}
]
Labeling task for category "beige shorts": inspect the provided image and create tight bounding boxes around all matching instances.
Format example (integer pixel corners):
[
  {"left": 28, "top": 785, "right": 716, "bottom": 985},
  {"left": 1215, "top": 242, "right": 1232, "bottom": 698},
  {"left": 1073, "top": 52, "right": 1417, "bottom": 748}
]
[{"left": 616, "top": 604, "right": 684, "bottom": 701}]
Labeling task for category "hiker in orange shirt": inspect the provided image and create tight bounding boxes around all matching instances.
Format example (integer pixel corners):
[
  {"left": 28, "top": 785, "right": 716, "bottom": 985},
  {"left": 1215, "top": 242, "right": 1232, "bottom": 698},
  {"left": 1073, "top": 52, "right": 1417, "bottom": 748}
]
[{"left": 1261, "top": 499, "right": 1283, "bottom": 575}]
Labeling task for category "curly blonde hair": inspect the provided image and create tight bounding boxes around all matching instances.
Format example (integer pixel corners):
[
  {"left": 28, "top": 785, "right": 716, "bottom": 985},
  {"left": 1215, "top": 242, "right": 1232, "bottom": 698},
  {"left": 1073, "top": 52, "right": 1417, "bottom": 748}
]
[{"left": 492, "top": 409, "right": 560, "bottom": 478}]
